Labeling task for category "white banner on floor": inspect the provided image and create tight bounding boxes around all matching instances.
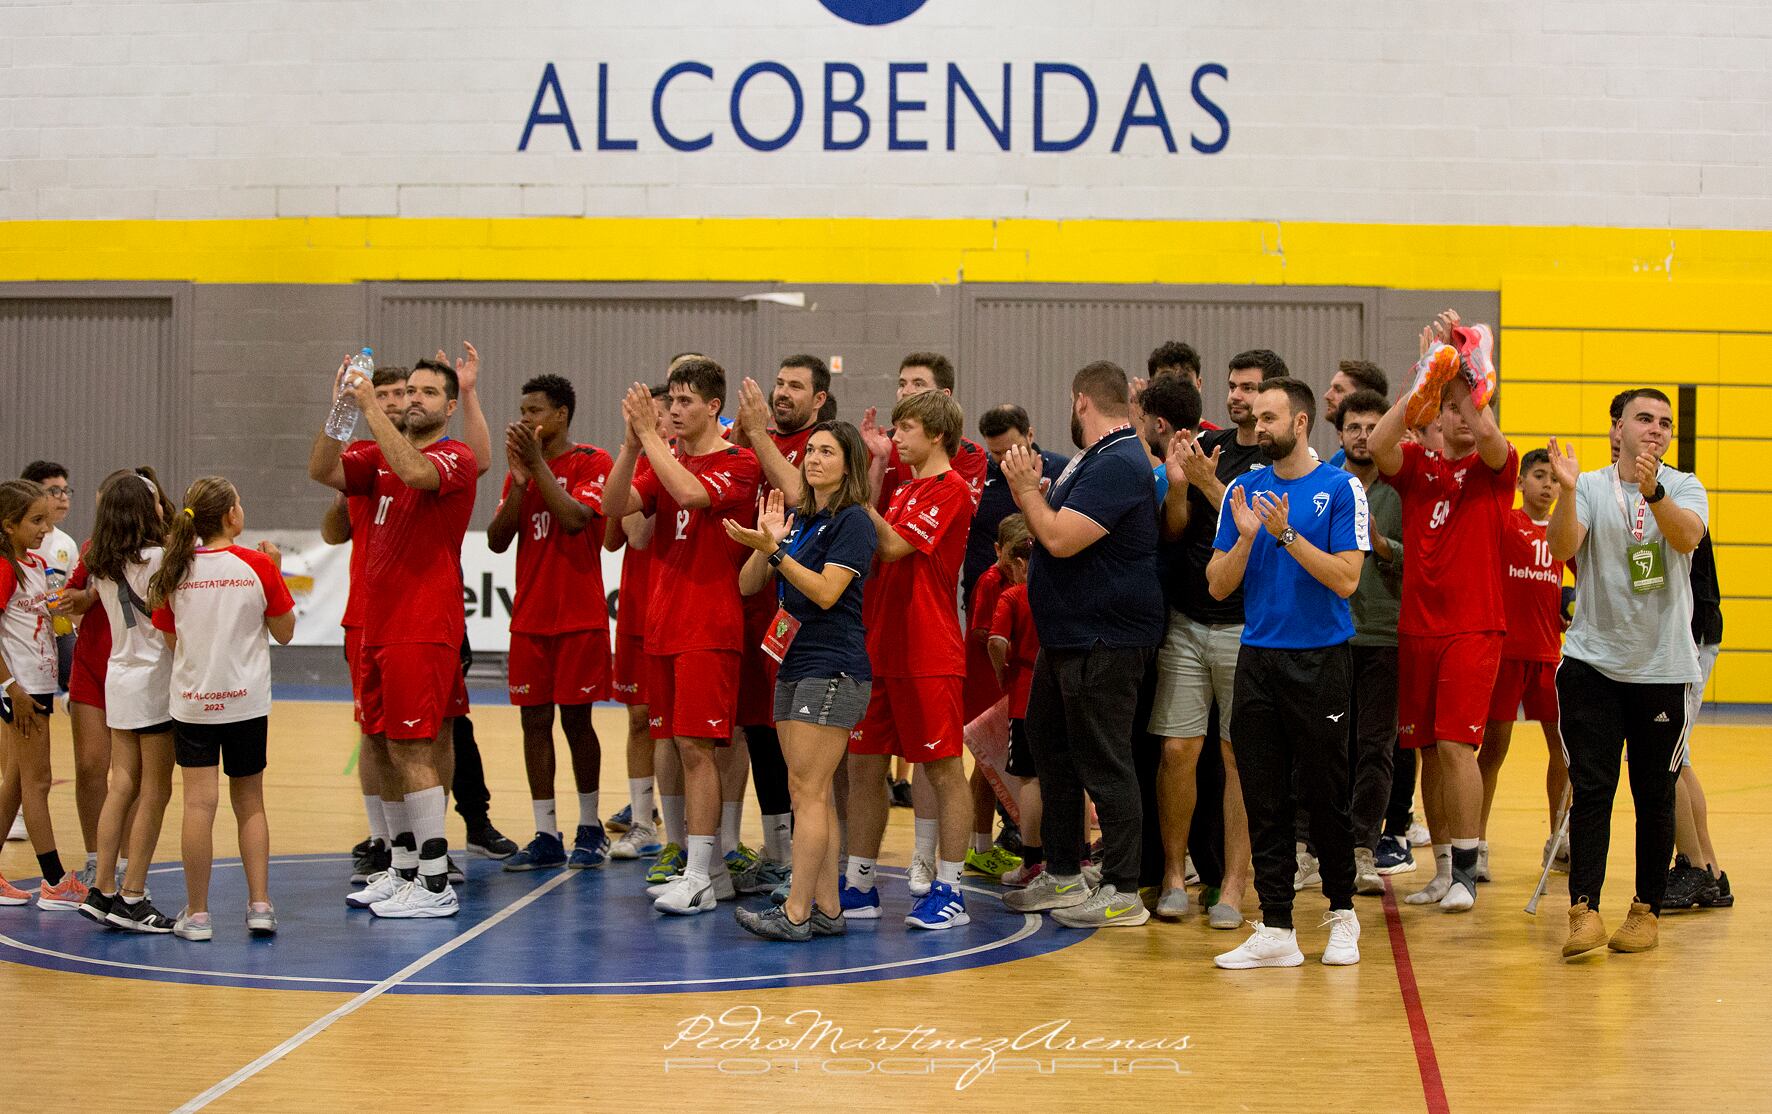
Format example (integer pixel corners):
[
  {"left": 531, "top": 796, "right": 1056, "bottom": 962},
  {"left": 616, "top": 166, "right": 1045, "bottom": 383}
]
[{"left": 251, "top": 530, "right": 622, "bottom": 653}]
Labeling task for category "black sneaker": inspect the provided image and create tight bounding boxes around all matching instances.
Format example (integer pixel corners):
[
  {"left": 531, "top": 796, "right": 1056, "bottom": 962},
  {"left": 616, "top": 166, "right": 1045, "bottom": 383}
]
[
  {"left": 78, "top": 888, "right": 116, "bottom": 927},
  {"left": 466, "top": 824, "right": 518, "bottom": 860},
  {"left": 351, "top": 838, "right": 386, "bottom": 884},
  {"left": 889, "top": 779, "right": 913, "bottom": 808},
  {"left": 1662, "top": 854, "right": 1711, "bottom": 911},
  {"left": 995, "top": 818, "right": 1024, "bottom": 857},
  {"left": 1701, "top": 870, "right": 1735, "bottom": 908},
  {"left": 106, "top": 896, "right": 176, "bottom": 934}
]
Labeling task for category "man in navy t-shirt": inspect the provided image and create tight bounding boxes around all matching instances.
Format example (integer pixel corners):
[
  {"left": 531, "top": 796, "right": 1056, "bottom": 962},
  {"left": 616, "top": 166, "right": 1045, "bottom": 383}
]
[
  {"left": 1206, "top": 378, "right": 1370, "bottom": 971},
  {"left": 1000, "top": 360, "right": 1163, "bottom": 931}
]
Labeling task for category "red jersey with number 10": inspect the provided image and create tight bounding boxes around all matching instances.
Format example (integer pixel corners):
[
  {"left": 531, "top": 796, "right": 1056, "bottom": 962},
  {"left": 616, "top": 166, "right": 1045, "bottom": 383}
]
[
  {"left": 1390, "top": 440, "right": 1518, "bottom": 638},
  {"left": 341, "top": 439, "right": 478, "bottom": 648},
  {"left": 864, "top": 469, "right": 970, "bottom": 677},
  {"left": 503, "top": 443, "right": 614, "bottom": 636},
  {"left": 1500, "top": 508, "right": 1565, "bottom": 663},
  {"left": 634, "top": 444, "right": 760, "bottom": 656}
]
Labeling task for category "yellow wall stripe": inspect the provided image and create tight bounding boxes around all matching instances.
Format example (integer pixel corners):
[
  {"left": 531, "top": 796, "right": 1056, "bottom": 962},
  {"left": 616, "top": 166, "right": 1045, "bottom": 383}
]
[{"left": 5, "top": 218, "right": 1772, "bottom": 288}]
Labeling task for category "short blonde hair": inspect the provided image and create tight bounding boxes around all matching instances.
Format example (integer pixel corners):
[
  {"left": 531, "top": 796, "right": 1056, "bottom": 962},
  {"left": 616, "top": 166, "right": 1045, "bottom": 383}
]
[{"left": 891, "top": 390, "right": 964, "bottom": 457}]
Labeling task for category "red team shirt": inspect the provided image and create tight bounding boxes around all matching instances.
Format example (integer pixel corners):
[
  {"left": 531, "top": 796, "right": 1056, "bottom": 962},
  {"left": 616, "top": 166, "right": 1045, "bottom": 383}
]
[
  {"left": 503, "top": 444, "right": 613, "bottom": 635},
  {"left": 1389, "top": 440, "right": 1519, "bottom": 637},
  {"left": 989, "top": 582, "right": 1040, "bottom": 719},
  {"left": 340, "top": 439, "right": 380, "bottom": 631},
  {"left": 863, "top": 469, "right": 972, "bottom": 677},
  {"left": 964, "top": 564, "right": 1007, "bottom": 721},
  {"left": 633, "top": 445, "right": 761, "bottom": 656},
  {"left": 880, "top": 438, "right": 988, "bottom": 511},
  {"left": 616, "top": 543, "right": 653, "bottom": 640},
  {"left": 66, "top": 558, "right": 113, "bottom": 709},
  {"left": 341, "top": 439, "right": 478, "bottom": 647},
  {"left": 1500, "top": 508, "right": 1564, "bottom": 663}
]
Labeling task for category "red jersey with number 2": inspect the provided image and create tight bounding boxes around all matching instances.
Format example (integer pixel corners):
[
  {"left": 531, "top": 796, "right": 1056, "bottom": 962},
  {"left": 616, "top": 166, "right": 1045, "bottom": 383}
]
[
  {"left": 1500, "top": 508, "right": 1565, "bottom": 663},
  {"left": 503, "top": 443, "right": 613, "bottom": 636},
  {"left": 341, "top": 439, "right": 477, "bottom": 648},
  {"left": 634, "top": 444, "right": 760, "bottom": 656},
  {"left": 1390, "top": 440, "right": 1518, "bottom": 638},
  {"left": 864, "top": 469, "right": 970, "bottom": 677}
]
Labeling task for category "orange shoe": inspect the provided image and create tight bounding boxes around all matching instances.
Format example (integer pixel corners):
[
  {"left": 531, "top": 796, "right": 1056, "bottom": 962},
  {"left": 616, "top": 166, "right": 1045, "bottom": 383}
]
[
  {"left": 1453, "top": 322, "right": 1497, "bottom": 410},
  {"left": 1403, "top": 344, "right": 1462, "bottom": 429},
  {"left": 0, "top": 873, "right": 29, "bottom": 906},
  {"left": 37, "top": 872, "right": 90, "bottom": 911}
]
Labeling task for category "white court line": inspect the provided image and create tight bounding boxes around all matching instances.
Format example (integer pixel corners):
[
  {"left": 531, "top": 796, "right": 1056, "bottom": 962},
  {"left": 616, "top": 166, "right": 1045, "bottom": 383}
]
[{"left": 172, "top": 869, "right": 578, "bottom": 1113}]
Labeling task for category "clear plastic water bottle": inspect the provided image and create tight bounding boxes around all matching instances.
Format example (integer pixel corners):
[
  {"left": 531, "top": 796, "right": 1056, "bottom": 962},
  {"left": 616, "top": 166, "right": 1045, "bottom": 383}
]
[{"left": 325, "top": 347, "right": 374, "bottom": 442}]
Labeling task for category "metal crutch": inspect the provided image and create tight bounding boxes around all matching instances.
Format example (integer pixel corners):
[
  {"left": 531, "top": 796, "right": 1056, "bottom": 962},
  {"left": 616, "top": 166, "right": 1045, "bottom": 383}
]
[{"left": 1526, "top": 782, "right": 1574, "bottom": 915}]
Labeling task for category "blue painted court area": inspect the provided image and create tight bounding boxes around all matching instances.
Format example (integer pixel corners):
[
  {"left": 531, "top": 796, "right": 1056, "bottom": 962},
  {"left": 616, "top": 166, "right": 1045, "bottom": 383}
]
[{"left": 0, "top": 856, "right": 1086, "bottom": 995}]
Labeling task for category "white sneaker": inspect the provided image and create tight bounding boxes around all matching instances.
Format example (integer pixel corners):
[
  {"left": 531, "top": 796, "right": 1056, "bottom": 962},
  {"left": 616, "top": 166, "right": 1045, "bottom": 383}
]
[
  {"left": 1052, "top": 884, "right": 1151, "bottom": 929},
  {"left": 1321, "top": 909, "right": 1361, "bottom": 966},
  {"left": 649, "top": 869, "right": 733, "bottom": 901},
  {"left": 653, "top": 874, "right": 715, "bottom": 915},
  {"left": 1293, "top": 848, "right": 1321, "bottom": 890},
  {"left": 610, "top": 823, "right": 661, "bottom": 861},
  {"left": 908, "top": 853, "right": 934, "bottom": 897},
  {"left": 1440, "top": 880, "right": 1475, "bottom": 913},
  {"left": 1214, "top": 923, "right": 1305, "bottom": 969},
  {"left": 1353, "top": 847, "right": 1384, "bottom": 895},
  {"left": 1407, "top": 822, "right": 1430, "bottom": 847},
  {"left": 1183, "top": 854, "right": 1200, "bottom": 886},
  {"left": 5, "top": 815, "right": 24, "bottom": 841},
  {"left": 1475, "top": 843, "right": 1491, "bottom": 883},
  {"left": 173, "top": 909, "right": 213, "bottom": 942},
  {"left": 645, "top": 875, "right": 683, "bottom": 898},
  {"left": 1081, "top": 860, "right": 1103, "bottom": 887},
  {"left": 370, "top": 879, "right": 460, "bottom": 919},
  {"left": 346, "top": 870, "right": 404, "bottom": 908}
]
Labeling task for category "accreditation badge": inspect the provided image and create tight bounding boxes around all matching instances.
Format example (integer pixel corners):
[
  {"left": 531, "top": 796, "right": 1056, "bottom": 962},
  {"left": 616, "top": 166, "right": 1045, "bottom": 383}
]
[{"left": 1628, "top": 540, "right": 1666, "bottom": 594}]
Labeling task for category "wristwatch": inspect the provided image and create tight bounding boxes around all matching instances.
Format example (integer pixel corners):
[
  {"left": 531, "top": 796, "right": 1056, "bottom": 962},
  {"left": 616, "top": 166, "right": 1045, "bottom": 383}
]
[
  {"left": 1277, "top": 527, "right": 1298, "bottom": 549},
  {"left": 1646, "top": 482, "right": 1666, "bottom": 505},
  {"left": 767, "top": 547, "right": 786, "bottom": 567}
]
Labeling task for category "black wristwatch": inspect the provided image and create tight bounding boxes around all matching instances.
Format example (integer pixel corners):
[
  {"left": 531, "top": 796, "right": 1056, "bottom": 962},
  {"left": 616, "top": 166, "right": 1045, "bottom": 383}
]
[
  {"left": 767, "top": 547, "right": 786, "bottom": 567},
  {"left": 1646, "top": 483, "right": 1666, "bottom": 505},
  {"left": 1277, "top": 527, "right": 1298, "bottom": 549}
]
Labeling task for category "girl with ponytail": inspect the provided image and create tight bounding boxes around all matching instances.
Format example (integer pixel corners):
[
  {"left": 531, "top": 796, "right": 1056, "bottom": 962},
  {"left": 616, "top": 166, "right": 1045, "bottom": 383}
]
[
  {"left": 149, "top": 478, "right": 297, "bottom": 941},
  {"left": 0, "top": 479, "right": 89, "bottom": 909}
]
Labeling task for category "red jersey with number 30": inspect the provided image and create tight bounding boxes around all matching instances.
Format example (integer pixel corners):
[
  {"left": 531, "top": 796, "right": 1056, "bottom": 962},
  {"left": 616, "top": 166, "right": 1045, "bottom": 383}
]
[
  {"left": 864, "top": 469, "right": 970, "bottom": 677},
  {"left": 1500, "top": 508, "right": 1565, "bottom": 663},
  {"left": 342, "top": 439, "right": 478, "bottom": 648},
  {"left": 634, "top": 444, "right": 760, "bottom": 656},
  {"left": 1390, "top": 440, "right": 1517, "bottom": 638},
  {"left": 503, "top": 443, "right": 613, "bottom": 636}
]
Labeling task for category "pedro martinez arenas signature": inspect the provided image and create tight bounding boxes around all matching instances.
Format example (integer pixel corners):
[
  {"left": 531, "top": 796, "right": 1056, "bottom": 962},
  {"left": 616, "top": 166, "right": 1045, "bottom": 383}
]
[{"left": 661, "top": 1006, "right": 1192, "bottom": 1091}]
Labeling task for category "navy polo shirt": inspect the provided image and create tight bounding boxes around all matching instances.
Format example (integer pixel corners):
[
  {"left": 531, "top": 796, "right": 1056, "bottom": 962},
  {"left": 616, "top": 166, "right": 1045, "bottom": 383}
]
[
  {"left": 964, "top": 445, "right": 1069, "bottom": 595},
  {"left": 776, "top": 502, "right": 877, "bottom": 682},
  {"left": 1027, "top": 427, "right": 1165, "bottom": 651}
]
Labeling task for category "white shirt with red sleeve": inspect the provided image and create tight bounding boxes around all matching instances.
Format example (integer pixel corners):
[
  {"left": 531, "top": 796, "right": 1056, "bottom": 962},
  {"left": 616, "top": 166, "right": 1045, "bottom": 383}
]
[
  {"left": 94, "top": 547, "right": 173, "bottom": 730},
  {"left": 0, "top": 553, "right": 57, "bottom": 695},
  {"left": 151, "top": 546, "right": 296, "bottom": 724}
]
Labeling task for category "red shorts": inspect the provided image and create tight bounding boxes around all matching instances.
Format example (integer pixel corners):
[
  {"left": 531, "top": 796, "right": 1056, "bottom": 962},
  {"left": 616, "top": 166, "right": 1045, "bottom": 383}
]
[
  {"left": 737, "top": 599, "right": 779, "bottom": 728},
  {"left": 646, "top": 650, "right": 739, "bottom": 743},
  {"left": 1488, "top": 657, "right": 1560, "bottom": 725},
  {"left": 612, "top": 633, "right": 649, "bottom": 707},
  {"left": 345, "top": 626, "right": 369, "bottom": 722},
  {"left": 1398, "top": 632, "right": 1503, "bottom": 749},
  {"left": 359, "top": 642, "right": 466, "bottom": 742},
  {"left": 67, "top": 643, "right": 106, "bottom": 709},
  {"left": 508, "top": 629, "right": 612, "bottom": 707},
  {"left": 848, "top": 674, "right": 965, "bottom": 763}
]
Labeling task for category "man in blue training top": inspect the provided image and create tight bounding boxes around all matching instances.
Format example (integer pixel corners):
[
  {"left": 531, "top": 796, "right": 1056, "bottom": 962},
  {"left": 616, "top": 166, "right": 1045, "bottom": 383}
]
[{"left": 1206, "top": 378, "right": 1370, "bottom": 970}]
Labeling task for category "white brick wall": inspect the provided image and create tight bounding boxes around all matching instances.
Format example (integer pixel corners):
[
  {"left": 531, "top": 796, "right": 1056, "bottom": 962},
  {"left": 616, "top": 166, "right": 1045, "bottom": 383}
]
[{"left": 1, "top": 0, "right": 1767, "bottom": 225}]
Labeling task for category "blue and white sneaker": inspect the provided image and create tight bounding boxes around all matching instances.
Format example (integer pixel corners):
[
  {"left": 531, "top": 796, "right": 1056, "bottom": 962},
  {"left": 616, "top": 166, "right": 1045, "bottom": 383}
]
[
  {"left": 610, "top": 823, "right": 662, "bottom": 860},
  {"left": 503, "top": 831, "right": 567, "bottom": 872},
  {"left": 838, "top": 881, "right": 881, "bottom": 920},
  {"left": 568, "top": 824, "right": 610, "bottom": 869},
  {"left": 1374, "top": 834, "right": 1416, "bottom": 875},
  {"left": 606, "top": 803, "right": 634, "bottom": 834},
  {"left": 905, "top": 880, "right": 969, "bottom": 931}
]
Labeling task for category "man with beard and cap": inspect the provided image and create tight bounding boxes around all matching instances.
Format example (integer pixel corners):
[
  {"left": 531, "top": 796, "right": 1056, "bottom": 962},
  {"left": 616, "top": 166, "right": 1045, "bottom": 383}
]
[{"left": 1208, "top": 378, "right": 1369, "bottom": 970}]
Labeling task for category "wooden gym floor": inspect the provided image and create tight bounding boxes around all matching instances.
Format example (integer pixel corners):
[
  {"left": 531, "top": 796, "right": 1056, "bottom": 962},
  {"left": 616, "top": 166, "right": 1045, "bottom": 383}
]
[{"left": 3, "top": 700, "right": 1767, "bottom": 1113}]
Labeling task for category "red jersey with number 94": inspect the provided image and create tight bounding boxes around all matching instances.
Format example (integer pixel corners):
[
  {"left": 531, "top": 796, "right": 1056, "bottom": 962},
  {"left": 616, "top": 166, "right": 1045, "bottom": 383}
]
[
  {"left": 342, "top": 439, "right": 477, "bottom": 648},
  {"left": 633, "top": 444, "right": 760, "bottom": 656},
  {"left": 1390, "top": 440, "right": 1518, "bottom": 638},
  {"left": 502, "top": 443, "right": 613, "bottom": 636}
]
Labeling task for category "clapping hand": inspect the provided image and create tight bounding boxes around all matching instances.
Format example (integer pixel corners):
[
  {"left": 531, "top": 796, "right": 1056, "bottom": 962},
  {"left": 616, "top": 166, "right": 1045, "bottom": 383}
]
[
  {"left": 1547, "top": 437, "right": 1580, "bottom": 493},
  {"left": 621, "top": 382, "right": 657, "bottom": 447},
  {"left": 1175, "top": 430, "right": 1220, "bottom": 488},
  {"left": 733, "top": 377, "right": 770, "bottom": 447},
  {"left": 506, "top": 422, "right": 540, "bottom": 483},
  {"left": 723, "top": 489, "right": 795, "bottom": 554},
  {"left": 858, "top": 407, "right": 894, "bottom": 460},
  {"left": 1001, "top": 444, "right": 1043, "bottom": 498},
  {"left": 1254, "top": 491, "right": 1290, "bottom": 539},
  {"left": 1229, "top": 486, "right": 1262, "bottom": 538}
]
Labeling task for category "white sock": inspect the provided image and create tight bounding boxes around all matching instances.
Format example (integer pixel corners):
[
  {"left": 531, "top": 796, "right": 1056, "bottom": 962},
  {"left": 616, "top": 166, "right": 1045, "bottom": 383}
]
[
  {"left": 577, "top": 791, "right": 600, "bottom": 829},
  {"left": 971, "top": 832, "right": 991, "bottom": 855},
  {"left": 762, "top": 813, "right": 792, "bottom": 862},
  {"left": 914, "top": 818, "right": 938, "bottom": 861},
  {"left": 532, "top": 799, "right": 557, "bottom": 836},
  {"left": 1434, "top": 844, "right": 1453, "bottom": 882},
  {"left": 685, "top": 834, "right": 716, "bottom": 885},
  {"left": 846, "top": 856, "right": 877, "bottom": 892},
  {"left": 661, "top": 795, "right": 686, "bottom": 846},
  {"left": 1452, "top": 837, "right": 1479, "bottom": 852},
  {"left": 408, "top": 785, "right": 447, "bottom": 848},
  {"left": 721, "top": 801, "right": 743, "bottom": 852},
  {"left": 936, "top": 858, "right": 963, "bottom": 886},
  {"left": 364, "top": 795, "right": 389, "bottom": 843},
  {"left": 629, "top": 777, "right": 655, "bottom": 825},
  {"left": 86, "top": 850, "right": 98, "bottom": 869},
  {"left": 382, "top": 796, "right": 412, "bottom": 850}
]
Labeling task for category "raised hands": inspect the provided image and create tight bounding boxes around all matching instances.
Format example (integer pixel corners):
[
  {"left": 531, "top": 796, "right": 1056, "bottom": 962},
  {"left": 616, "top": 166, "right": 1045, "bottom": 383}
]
[
  {"left": 1175, "top": 430, "right": 1220, "bottom": 489},
  {"left": 506, "top": 421, "right": 543, "bottom": 483},
  {"left": 723, "top": 489, "right": 796, "bottom": 554},
  {"left": 1228, "top": 485, "right": 1262, "bottom": 538},
  {"left": 734, "top": 377, "right": 770, "bottom": 446},
  {"left": 434, "top": 341, "right": 480, "bottom": 395},
  {"left": 621, "top": 382, "right": 658, "bottom": 446},
  {"left": 1001, "top": 443, "right": 1043, "bottom": 497},
  {"left": 858, "top": 406, "right": 894, "bottom": 460},
  {"left": 1253, "top": 490, "right": 1291, "bottom": 539},
  {"left": 1547, "top": 437, "right": 1580, "bottom": 492}
]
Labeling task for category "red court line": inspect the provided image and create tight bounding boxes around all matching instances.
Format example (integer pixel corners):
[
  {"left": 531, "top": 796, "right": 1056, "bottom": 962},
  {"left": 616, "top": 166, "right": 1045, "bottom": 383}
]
[{"left": 1382, "top": 877, "right": 1451, "bottom": 1114}]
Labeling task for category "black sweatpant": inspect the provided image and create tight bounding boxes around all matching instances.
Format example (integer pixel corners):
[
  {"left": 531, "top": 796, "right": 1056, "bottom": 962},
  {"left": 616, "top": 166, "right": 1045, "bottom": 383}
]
[
  {"left": 1556, "top": 656, "right": 1685, "bottom": 913},
  {"left": 1132, "top": 653, "right": 1165, "bottom": 888},
  {"left": 1189, "top": 705, "right": 1228, "bottom": 889},
  {"left": 1026, "top": 645, "right": 1153, "bottom": 893},
  {"left": 1348, "top": 644, "right": 1399, "bottom": 850},
  {"left": 744, "top": 725, "right": 792, "bottom": 815},
  {"left": 451, "top": 633, "right": 491, "bottom": 828},
  {"left": 1231, "top": 643, "right": 1355, "bottom": 931},
  {"left": 1383, "top": 744, "right": 1416, "bottom": 838}
]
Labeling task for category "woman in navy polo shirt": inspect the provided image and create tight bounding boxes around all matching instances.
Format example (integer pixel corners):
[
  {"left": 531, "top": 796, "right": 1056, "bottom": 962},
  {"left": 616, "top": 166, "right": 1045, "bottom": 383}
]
[{"left": 723, "top": 420, "right": 877, "bottom": 942}]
